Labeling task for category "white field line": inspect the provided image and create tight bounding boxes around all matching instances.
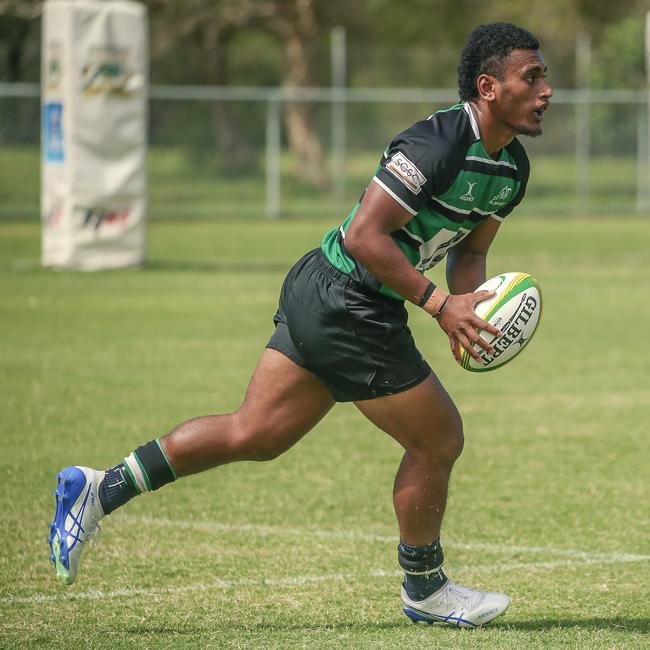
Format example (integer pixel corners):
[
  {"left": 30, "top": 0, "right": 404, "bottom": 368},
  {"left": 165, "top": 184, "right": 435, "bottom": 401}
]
[
  {"left": 119, "top": 514, "right": 650, "bottom": 562},
  {"left": 3, "top": 516, "right": 648, "bottom": 606},
  {"left": 4, "top": 552, "right": 650, "bottom": 606}
]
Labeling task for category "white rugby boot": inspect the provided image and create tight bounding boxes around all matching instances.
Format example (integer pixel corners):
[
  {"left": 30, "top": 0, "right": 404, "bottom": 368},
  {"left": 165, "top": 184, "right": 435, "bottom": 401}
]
[
  {"left": 401, "top": 580, "right": 511, "bottom": 628},
  {"left": 48, "top": 466, "right": 105, "bottom": 585}
]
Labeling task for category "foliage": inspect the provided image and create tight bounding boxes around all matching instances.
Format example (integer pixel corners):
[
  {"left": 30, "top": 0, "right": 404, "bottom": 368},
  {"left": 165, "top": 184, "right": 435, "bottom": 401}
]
[
  {"left": 1, "top": 1, "right": 648, "bottom": 187},
  {"left": 591, "top": 15, "right": 647, "bottom": 89},
  {"left": 2, "top": 1, "right": 648, "bottom": 90},
  {"left": 589, "top": 15, "right": 647, "bottom": 155}
]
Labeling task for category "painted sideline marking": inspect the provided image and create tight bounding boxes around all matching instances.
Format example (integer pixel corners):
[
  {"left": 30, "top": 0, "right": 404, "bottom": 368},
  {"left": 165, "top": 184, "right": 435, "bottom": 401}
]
[
  {"left": 4, "top": 550, "right": 650, "bottom": 606},
  {"left": 119, "top": 514, "right": 650, "bottom": 561},
  {"left": 6, "top": 516, "right": 650, "bottom": 606}
]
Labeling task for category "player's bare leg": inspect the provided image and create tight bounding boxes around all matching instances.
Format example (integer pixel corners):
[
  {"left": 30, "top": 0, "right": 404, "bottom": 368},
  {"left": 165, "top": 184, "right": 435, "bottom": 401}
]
[
  {"left": 355, "top": 373, "right": 510, "bottom": 628},
  {"left": 49, "top": 349, "right": 334, "bottom": 584},
  {"left": 355, "top": 373, "right": 462, "bottom": 547},
  {"left": 161, "top": 348, "right": 335, "bottom": 475}
]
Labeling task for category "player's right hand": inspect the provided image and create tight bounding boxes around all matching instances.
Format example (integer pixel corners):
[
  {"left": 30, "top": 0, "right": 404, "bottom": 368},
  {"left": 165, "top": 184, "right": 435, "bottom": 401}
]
[{"left": 436, "top": 290, "right": 502, "bottom": 364}]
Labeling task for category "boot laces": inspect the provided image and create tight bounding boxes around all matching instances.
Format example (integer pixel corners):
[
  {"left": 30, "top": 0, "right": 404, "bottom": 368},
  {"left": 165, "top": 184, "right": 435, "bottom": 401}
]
[{"left": 434, "top": 581, "right": 480, "bottom": 609}]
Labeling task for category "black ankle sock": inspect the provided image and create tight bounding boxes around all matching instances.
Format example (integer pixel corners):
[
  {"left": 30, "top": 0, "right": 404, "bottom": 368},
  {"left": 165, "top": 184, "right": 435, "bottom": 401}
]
[
  {"left": 128, "top": 439, "right": 176, "bottom": 491},
  {"left": 98, "top": 439, "right": 176, "bottom": 515},
  {"left": 98, "top": 463, "right": 138, "bottom": 514},
  {"left": 398, "top": 539, "right": 448, "bottom": 600}
]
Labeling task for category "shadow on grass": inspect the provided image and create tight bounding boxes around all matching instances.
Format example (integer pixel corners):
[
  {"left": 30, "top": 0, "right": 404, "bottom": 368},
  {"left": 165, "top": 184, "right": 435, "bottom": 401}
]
[
  {"left": 145, "top": 259, "right": 290, "bottom": 274},
  {"left": 124, "top": 617, "right": 650, "bottom": 635},
  {"left": 124, "top": 621, "right": 406, "bottom": 636}
]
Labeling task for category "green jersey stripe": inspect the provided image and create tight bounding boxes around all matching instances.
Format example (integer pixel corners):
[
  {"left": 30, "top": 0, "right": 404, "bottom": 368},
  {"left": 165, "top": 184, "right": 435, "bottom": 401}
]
[{"left": 320, "top": 102, "right": 530, "bottom": 300}]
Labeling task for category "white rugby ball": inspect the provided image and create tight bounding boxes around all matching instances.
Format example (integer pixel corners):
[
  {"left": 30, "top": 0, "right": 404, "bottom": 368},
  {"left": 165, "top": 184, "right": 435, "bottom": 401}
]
[{"left": 459, "top": 272, "right": 542, "bottom": 372}]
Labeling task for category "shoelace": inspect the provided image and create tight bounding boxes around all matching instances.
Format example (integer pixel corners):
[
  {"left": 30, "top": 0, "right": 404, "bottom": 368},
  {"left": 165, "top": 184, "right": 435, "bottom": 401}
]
[{"left": 435, "top": 582, "right": 478, "bottom": 608}]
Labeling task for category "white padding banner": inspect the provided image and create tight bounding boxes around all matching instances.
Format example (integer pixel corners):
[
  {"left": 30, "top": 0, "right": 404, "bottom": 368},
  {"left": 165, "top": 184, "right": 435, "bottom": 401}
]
[{"left": 41, "top": 0, "right": 148, "bottom": 270}]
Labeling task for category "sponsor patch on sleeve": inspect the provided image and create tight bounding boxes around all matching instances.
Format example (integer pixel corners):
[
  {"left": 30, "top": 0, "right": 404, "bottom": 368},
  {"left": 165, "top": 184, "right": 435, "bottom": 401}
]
[{"left": 385, "top": 151, "right": 427, "bottom": 195}]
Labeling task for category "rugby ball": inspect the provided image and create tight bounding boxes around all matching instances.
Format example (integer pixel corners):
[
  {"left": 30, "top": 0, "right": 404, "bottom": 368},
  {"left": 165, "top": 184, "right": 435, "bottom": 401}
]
[{"left": 459, "top": 272, "right": 542, "bottom": 372}]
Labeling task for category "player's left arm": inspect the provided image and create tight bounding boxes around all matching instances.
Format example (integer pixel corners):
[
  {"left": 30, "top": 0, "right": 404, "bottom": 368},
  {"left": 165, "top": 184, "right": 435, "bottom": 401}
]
[
  {"left": 445, "top": 217, "right": 501, "bottom": 295},
  {"left": 439, "top": 217, "right": 502, "bottom": 362}
]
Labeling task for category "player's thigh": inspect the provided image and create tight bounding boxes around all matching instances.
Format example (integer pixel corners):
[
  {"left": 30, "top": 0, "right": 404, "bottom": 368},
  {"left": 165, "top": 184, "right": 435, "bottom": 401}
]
[
  {"left": 354, "top": 372, "right": 463, "bottom": 459},
  {"left": 236, "top": 348, "right": 335, "bottom": 455}
]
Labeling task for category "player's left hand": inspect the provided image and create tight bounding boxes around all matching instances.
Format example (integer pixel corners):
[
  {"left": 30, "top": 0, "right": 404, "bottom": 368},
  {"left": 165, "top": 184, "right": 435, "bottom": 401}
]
[{"left": 436, "top": 290, "right": 502, "bottom": 364}]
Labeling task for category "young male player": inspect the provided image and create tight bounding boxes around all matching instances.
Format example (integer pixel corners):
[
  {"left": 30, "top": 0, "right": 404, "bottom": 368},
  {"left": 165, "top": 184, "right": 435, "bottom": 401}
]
[{"left": 49, "top": 23, "right": 552, "bottom": 629}]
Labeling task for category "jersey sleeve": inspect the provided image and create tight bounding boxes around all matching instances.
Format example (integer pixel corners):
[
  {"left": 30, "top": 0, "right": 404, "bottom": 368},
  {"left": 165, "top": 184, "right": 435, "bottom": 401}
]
[
  {"left": 373, "top": 117, "right": 466, "bottom": 215},
  {"left": 494, "top": 138, "right": 530, "bottom": 220}
]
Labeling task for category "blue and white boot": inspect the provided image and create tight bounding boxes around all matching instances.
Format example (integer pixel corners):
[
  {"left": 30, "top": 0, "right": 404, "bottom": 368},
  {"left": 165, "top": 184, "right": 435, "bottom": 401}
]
[
  {"left": 48, "top": 466, "right": 105, "bottom": 585},
  {"left": 402, "top": 580, "right": 511, "bottom": 628}
]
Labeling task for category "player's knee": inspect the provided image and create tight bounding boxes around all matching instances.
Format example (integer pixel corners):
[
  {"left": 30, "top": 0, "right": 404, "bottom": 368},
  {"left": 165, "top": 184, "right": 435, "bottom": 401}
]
[
  {"left": 432, "top": 411, "right": 465, "bottom": 464},
  {"left": 442, "top": 407, "right": 464, "bottom": 461},
  {"left": 444, "top": 422, "right": 464, "bottom": 463},
  {"left": 418, "top": 406, "right": 464, "bottom": 464}
]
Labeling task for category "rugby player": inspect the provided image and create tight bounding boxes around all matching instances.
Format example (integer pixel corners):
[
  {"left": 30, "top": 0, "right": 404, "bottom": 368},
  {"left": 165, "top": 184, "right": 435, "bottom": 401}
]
[{"left": 48, "top": 22, "right": 552, "bottom": 629}]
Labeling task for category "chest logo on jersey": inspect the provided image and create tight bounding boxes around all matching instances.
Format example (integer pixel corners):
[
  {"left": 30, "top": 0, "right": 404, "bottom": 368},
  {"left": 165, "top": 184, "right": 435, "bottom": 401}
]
[
  {"left": 459, "top": 181, "right": 477, "bottom": 202},
  {"left": 489, "top": 186, "right": 513, "bottom": 206},
  {"left": 386, "top": 151, "right": 427, "bottom": 194}
]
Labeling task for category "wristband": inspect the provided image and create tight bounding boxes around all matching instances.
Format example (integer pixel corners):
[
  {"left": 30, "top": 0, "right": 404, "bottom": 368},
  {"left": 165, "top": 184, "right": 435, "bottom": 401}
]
[
  {"left": 417, "top": 281, "right": 436, "bottom": 307},
  {"left": 421, "top": 286, "right": 449, "bottom": 318},
  {"left": 433, "top": 294, "right": 450, "bottom": 319}
]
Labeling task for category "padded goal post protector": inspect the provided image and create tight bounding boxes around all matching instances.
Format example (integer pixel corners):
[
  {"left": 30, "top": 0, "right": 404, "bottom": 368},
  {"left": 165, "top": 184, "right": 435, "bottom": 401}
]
[{"left": 41, "top": 0, "right": 148, "bottom": 270}]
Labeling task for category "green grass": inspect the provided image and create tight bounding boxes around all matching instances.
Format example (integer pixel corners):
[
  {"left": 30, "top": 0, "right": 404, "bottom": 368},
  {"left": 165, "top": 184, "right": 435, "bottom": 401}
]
[
  {"left": 1, "top": 217, "right": 649, "bottom": 649},
  {"left": 1, "top": 146, "right": 648, "bottom": 220}
]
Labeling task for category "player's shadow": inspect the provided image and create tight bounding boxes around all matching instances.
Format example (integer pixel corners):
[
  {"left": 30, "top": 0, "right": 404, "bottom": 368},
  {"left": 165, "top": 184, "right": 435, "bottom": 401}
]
[{"left": 125, "top": 617, "right": 650, "bottom": 635}]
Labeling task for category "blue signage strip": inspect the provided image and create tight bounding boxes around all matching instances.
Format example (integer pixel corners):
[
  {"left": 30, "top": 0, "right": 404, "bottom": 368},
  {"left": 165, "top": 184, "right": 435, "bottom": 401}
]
[{"left": 43, "top": 102, "right": 65, "bottom": 162}]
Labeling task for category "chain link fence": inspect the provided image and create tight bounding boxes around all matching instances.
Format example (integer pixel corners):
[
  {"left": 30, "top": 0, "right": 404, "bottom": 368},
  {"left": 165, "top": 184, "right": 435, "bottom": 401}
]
[
  {"left": 1, "top": 82, "right": 648, "bottom": 220},
  {"left": 1, "top": 25, "right": 648, "bottom": 221}
]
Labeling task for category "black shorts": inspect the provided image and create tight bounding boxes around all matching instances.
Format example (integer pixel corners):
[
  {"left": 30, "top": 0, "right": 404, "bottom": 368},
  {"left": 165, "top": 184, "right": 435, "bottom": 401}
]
[{"left": 267, "top": 248, "right": 431, "bottom": 402}]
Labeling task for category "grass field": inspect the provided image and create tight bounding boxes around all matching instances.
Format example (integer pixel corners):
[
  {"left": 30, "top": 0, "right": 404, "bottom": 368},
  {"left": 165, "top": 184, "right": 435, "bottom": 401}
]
[{"left": 1, "top": 216, "right": 649, "bottom": 649}]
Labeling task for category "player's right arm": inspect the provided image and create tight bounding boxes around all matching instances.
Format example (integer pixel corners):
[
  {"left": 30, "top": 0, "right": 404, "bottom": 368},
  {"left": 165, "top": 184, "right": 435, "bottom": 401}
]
[
  {"left": 344, "top": 181, "right": 431, "bottom": 306},
  {"left": 344, "top": 182, "right": 499, "bottom": 363}
]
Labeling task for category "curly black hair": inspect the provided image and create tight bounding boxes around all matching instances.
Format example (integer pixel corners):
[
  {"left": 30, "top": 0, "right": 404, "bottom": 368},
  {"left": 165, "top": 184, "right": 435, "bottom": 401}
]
[{"left": 458, "top": 23, "right": 540, "bottom": 101}]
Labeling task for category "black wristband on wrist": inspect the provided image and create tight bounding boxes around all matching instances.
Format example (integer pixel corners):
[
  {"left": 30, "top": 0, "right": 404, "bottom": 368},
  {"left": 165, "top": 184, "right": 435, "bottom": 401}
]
[{"left": 417, "top": 281, "right": 436, "bottom": 307}]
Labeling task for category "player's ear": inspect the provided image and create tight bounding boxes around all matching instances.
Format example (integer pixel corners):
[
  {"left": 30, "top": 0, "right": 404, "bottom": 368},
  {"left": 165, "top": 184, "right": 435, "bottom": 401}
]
[{"left": 476, "top": 74, "right": 496, "bottom": 102}]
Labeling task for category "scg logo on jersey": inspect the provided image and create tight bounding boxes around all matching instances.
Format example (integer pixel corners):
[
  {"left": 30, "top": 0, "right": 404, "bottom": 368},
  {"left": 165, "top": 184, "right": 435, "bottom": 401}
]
[{"left": 386, "top": 152, "right": 427, "bottom": 194}]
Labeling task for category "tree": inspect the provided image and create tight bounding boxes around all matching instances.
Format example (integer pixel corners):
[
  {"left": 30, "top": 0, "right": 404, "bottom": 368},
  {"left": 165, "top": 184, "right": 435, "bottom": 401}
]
[
  {"left": 143, "top": 0, "right": 327, "bottom": 186},
  {"left": 0, "top": 0, "right": 41, "bottom": 81},
  {"left": 263, "top": 0, "right": 326, "bottom": 187},
  {"left": 0, "top": 1, "right": 41, "bottom": 143}
]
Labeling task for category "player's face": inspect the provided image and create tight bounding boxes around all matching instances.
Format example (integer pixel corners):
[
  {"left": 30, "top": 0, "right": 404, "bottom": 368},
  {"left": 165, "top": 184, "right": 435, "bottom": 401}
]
[{"left": 492, "top": 49, "right": 552, "bottom": 137}]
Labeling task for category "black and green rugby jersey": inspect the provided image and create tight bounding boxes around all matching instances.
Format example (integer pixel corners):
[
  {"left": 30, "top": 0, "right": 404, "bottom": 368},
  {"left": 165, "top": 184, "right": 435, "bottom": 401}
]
[{"left": 321, "top": 102, "right": 530, "bottom": 300}]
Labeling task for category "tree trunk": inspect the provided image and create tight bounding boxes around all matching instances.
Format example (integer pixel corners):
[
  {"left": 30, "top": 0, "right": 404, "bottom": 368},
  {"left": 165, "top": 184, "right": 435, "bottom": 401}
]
[
  {"left": 275, "top": 1, "right": 327, "bottom": 189},
  {"left": 283, "top": 33, "right": 327, "bottom": 188},
  {"left": 195, "top": 23, "right": 256, "bottom": 171},
  {"left": 0, "top": 16, "right": 30, "bottom": 144},
  {"left": 208, "top": 36, "right": 256, "bottom": 171}
]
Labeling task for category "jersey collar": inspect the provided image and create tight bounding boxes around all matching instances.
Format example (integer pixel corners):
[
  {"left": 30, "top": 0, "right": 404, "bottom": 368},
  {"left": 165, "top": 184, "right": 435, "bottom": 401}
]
[{"left": 463, "top": 102, "right": 481, "bottom": 140}]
